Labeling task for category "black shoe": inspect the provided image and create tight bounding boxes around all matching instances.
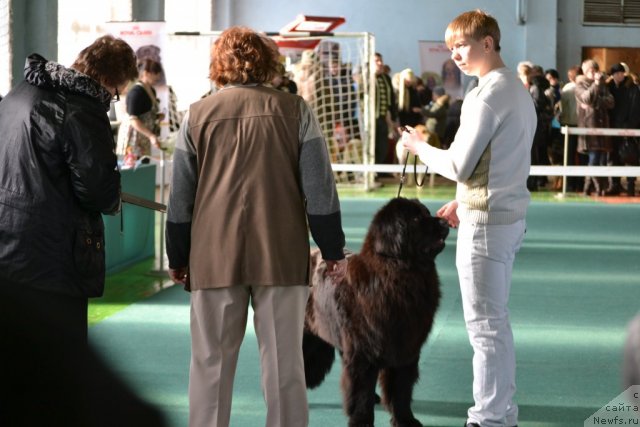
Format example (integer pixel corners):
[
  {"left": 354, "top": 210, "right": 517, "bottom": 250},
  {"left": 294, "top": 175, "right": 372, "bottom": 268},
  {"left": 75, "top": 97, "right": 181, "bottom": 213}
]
[{"left": 604, "top": 186, "right": 622, "bottom": 196}]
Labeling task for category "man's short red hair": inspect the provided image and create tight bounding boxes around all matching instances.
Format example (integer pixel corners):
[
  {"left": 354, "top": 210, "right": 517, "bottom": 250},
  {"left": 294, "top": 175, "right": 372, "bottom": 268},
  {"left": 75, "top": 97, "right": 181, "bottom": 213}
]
[{"left": 445, "top": 9, "right": 501, "bottom": 52}]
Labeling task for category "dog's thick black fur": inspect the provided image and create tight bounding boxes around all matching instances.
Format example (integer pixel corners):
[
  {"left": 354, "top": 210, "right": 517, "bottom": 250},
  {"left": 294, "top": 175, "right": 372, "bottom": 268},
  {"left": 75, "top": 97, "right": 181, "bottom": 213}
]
[{"left": 304, "top": 198, "right": 449, "bottom": 427}]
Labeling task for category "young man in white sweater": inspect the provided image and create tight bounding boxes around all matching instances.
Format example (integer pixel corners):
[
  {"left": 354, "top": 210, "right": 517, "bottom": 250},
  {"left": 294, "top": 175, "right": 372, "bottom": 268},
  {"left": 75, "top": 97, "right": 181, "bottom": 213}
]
[{"left": 403, "top": 10, "right": 536, "bottom": 427}]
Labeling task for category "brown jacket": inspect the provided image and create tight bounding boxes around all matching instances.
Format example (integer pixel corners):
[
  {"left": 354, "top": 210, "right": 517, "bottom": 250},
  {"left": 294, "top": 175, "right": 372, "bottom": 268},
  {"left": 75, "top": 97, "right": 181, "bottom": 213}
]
[
  {"left": 186, "top": 86, "right": 311, "bottom": 289},
  {"left": 575, "top": 75, "right": 614, "bottom": 153}
]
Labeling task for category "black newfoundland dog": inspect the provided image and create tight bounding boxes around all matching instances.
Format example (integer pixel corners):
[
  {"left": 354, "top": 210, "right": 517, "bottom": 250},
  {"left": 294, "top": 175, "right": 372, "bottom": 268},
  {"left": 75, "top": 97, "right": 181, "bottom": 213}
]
[{"left": 304, "top": 197, "right": 449, "bottom": 427}]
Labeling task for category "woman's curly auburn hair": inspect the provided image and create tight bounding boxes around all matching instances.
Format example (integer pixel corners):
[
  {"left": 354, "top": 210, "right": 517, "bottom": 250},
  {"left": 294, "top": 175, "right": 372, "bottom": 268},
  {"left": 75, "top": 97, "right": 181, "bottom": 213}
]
[
  {"left": 209, "top": 26, "right": 280, "bottom": 87},
  {"left": 71, "top": 35, "right": 138, "bottom": 89}
]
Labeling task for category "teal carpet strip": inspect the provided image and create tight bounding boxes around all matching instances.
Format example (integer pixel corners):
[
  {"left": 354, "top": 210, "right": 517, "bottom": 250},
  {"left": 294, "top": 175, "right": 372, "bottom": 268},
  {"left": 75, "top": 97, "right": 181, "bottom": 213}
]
[{"left": 90, "top": 199, "right": 640, "bottom": 427}]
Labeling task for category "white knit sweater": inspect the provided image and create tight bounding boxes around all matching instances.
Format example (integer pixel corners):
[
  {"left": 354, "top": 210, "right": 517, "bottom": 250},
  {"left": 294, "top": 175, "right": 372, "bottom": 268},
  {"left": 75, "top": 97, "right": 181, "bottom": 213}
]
[{"left": 416, "top": 67, "right": 537, "bottom": 225}]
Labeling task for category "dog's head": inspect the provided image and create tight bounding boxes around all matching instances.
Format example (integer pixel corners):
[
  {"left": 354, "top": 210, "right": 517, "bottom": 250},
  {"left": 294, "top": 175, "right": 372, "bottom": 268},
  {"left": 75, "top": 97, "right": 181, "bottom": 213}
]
[{"left": 363, "top": 198, "right": 449, "bottom": 263}]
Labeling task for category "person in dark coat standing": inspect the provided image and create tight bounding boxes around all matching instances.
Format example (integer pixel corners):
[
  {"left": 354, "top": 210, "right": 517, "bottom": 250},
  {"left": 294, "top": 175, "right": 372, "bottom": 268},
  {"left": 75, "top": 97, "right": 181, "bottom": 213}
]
[
  {"left": 575, "top": 59, "right": 615, "bottom": 196},
  {"left": 374, "top": 52, "right": 399, "bottom": 165},
  {"left": 606, "top": 63, "right": 640, "bottom": 196},
  {"left": 0, "top": 36, "right": 166, "bottom": 426},
  {"left": 0, "top": 34, "right": 137, "bottom": 337}
]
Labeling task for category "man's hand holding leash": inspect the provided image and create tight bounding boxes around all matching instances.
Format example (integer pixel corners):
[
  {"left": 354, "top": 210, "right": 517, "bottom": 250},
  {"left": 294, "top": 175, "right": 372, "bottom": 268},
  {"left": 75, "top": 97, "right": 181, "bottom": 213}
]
[
  {"left": 400, "top": 125, "right": 426, "bottom": 156},
  {"left": 400, "top": 126, "right": 459, "bottom": 228}
]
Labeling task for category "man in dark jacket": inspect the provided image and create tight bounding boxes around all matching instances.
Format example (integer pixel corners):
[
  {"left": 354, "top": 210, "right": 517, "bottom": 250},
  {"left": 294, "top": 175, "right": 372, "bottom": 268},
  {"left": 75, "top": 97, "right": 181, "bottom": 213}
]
[
  {"left": 527, "top": 71, "right": 554, "bottom": 191},
  {"left": 374, "top": 52, "right": 399, "bottom": 166},
  {"left": 606, "top": 63, "right": 639, "bottom": 196}
]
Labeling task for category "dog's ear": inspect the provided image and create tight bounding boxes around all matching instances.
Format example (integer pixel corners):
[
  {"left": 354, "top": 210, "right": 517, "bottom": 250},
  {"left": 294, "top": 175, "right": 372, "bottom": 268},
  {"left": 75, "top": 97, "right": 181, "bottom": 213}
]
[
  {"left": 367, "top": 199, "right": 411, "bottom": 258},
  {"left": 371, "top": 215, "right": 405, "bottom": 257},
  {"left": 410, "top": 199, "right": 432, "bottom": 217}
]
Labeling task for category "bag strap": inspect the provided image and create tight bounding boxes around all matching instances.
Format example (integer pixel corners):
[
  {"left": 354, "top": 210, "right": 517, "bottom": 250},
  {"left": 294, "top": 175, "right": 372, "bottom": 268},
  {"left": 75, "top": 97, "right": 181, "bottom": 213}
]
[{"left": 135, "top": 82, "right": 158, "bottom": 111}]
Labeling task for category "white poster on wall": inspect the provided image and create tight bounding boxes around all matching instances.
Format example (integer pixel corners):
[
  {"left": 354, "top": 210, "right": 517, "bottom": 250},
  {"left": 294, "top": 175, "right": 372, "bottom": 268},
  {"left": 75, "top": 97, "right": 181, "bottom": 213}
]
[{"left": 418, "top": 40, "right": 465, "bottom": 100}]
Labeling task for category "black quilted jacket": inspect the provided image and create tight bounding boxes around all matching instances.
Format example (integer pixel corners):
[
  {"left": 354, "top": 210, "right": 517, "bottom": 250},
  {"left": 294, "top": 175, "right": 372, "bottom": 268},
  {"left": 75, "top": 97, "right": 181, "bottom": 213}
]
[{"left": 0, "top": 54, "right": 120, "bottom": 297}]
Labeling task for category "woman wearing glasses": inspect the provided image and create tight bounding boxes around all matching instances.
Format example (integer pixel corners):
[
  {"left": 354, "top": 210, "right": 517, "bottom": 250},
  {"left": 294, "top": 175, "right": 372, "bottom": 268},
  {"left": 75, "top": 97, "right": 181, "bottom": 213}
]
[{"left": 0, "top": 34, "right": 137, "bottom": 342}]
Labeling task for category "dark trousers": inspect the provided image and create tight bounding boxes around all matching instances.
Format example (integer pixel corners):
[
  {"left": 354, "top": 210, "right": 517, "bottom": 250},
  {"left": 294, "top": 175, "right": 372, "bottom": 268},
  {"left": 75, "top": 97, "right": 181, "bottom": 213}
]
[
  {"left": 566, "top": 131, "right": 586, "bottom": 191},
  {"left": 34, "top": 286, "right": 88, "bottom": 340},
  {"left": 375, "top": 116, "right": 390, "bottom": 164},
  {"left": 1, "top": 284, "right": 88, "bottom": 343},
  {"left": 610, "top": 138, "right": 637, "bottom": 191},
  {"left": 583, "top": 151, "right": 607, "bottom": 194},
  {"left": 0, "top": 284, "right": 166, "bottom": 426},
  {"left": 607, "top": 144, "right": 623, "bottom": 189}
]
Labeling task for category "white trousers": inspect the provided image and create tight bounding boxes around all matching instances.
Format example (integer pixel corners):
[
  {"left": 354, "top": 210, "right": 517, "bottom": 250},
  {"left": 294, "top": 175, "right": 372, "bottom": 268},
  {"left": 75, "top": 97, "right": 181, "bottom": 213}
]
[
  {"left": 456, "top": 220, "right": 526, "bottom": 427},
  {"left": 188, "top": 285, "right": 310, "bottom": 427}
]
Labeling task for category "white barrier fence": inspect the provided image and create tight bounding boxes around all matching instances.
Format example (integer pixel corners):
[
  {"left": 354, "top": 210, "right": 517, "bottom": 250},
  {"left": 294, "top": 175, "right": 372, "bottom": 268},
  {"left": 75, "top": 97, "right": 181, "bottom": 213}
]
[
  {"left": 331, "top": 126, "right": 640, "bottom": 194},
  {"left": 557, "top": 126, "right": 640, "bottom": 195},
  {"left": 331, "top": 163, "right": 640, "bottom": 177}
]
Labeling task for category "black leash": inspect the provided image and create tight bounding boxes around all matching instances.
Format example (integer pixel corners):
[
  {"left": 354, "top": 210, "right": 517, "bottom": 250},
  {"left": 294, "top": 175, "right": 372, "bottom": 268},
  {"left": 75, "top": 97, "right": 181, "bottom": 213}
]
[{"left": 397, "top": 127, "right": 427, "bottom": 198}]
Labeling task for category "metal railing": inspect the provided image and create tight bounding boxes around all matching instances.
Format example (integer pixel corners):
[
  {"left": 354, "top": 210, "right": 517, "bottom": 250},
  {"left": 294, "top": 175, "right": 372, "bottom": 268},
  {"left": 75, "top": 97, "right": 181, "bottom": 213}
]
[
  {"left": 557, "top": 126, "right": 640, "bottom": 196},
  {"left": 330, "top": 126, "right": 640, "bottom": 194}
]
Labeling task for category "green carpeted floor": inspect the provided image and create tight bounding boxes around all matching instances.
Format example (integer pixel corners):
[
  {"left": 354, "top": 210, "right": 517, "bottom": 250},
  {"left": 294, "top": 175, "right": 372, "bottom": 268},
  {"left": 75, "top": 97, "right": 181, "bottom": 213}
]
[
  {"left": 89, "top": 258, "right": 171, "bottom": 325},
  {"left": 89, "top": 197, "right": 640, "bottom": 427}
]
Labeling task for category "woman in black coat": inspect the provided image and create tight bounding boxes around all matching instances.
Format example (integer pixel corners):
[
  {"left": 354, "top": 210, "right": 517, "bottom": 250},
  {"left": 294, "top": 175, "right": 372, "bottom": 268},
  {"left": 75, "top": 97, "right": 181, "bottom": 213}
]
[
  {"left": 0, "top": 35, "right": 137, "bottom": 337},
  {"left": 0, "top": 35, "right": 171, "bottom": 426}
]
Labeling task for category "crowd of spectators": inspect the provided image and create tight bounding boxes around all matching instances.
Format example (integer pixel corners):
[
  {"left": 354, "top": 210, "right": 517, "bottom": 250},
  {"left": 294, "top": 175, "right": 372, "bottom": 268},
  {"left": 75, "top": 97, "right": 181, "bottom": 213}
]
[{"left": 372, "top": 56, "right": 639, "bottom": 196}]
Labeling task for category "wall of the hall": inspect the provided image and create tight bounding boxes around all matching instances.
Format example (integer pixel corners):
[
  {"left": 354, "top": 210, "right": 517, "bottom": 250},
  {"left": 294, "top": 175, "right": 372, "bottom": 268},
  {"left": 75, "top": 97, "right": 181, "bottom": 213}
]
[
  {"left": 0, "top": 1, "right": 11, "bottom": 96},
  {"left": 4, "top": 0, "right": 640, "bottom": 94},
  {"left": 9, "top": 0, "right": 58, "bottom": 90},
  {"left": 215, "top": 0, "right": 558, "bottom": 78},
  {"left": 557, "top": 1, "right": 640, "bottom": 76}
]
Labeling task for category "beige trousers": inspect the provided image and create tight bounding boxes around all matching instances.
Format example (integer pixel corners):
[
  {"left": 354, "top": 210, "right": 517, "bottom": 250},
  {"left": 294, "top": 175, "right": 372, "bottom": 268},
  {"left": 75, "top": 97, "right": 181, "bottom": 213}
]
[{"left": 188, "top": 285, "right": 310, "bottom": 427}]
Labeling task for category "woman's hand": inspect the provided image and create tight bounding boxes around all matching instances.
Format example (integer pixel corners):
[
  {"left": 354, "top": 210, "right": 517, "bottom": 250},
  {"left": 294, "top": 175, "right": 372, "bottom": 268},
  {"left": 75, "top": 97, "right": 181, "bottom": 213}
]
[
  {"left": 325, "top": 258, "right": 348, "bottom": 285},
  {"left": 131, "top": 117, "right": 161, "bottom": 149},
  {"left": 437, "top": 200, "right": 460, "bottom": 228},
  {"left": 149, "top": 134, "right": 161, "bottom": 149},
  {"left": 169, "top": 266, "right": 189, "bottom": 285}
]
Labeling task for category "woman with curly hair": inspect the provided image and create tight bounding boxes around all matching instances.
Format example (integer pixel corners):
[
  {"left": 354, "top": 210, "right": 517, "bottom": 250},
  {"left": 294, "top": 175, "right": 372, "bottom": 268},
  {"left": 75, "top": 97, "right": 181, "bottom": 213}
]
[{"left": 165, "top": 26, "right": 346, "bottom": 427}]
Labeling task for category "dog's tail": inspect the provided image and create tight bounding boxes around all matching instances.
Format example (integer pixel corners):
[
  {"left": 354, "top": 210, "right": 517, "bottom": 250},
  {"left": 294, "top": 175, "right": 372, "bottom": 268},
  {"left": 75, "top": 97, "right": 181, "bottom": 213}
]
[{"left": 302, "top": 331, "right": 336, "bottom": 389}]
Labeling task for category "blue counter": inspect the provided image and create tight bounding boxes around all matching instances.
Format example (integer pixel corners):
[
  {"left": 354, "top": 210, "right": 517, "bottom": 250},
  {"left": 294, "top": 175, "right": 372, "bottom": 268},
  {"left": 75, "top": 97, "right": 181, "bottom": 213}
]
[{"left": 103, "top": 164, "right": 156, "bottom": 273}]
